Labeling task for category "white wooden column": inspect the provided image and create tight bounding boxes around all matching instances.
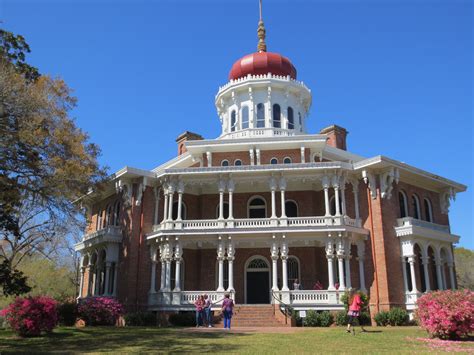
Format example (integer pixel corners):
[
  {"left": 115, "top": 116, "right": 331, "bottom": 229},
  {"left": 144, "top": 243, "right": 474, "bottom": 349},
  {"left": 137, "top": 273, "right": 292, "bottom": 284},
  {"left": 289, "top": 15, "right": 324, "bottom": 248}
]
[
  {"left": 167, "top": 189, "right": 174, "bottom": 222},
  {"left": 218, "top": 180, "right": 226, "bottom": 220},
  {"left": 334, "top": 187, "right": 341, "bottom": 216},
  {"left": 344, "top": 240, "right": 352, "bottom": 289},
  {"left": 352, "top": 182, "right": 360, "bottom": 221},
  {"left": 408, "top": 255, "right": 418, "bottom": 292},
  {"left": 356, "top": 242, "right": 367, "bottom": 292},
  {"left": 269, "top": 178, "right": 277, "bottom": 219},
  {"left": 280, "top": 240, "right": 289, "bottom": 291},
  {"left": 228, "top": 180, "right": 235, "bottom": 220},
  {"left": 227, "top": 241, "right": 235, "bottom": 292},
  {"left": 325, "top": 238, "right": 335, "bottom": 290},
  {"left": 340, "top": 184, "right": 347, "bottom": 216},
  {"left": 337, "top": 236, "right": 346, "bottom": 290},
  {"left": 217, "top": 240, "right": 225, "bottom": 291},
  {"left": 447, "top": 262, "right": 455, "bottom": 289},
  {"left": 280, "top": 177, "right": 287, "bottom": 218},
  {"left": 271, "top": 240, "right": 279, "bottom": 291},
  {"left": 164, "top": 243, "right": 172, "bottom": 291},
  {"left": 441, "top": 263, "right": 447, "bottom": 290},
  {"left": 421, "top": 256, "right": 431, "bottom": 292},
  {"left": 176, "top": 189, "right": 183, "bottom": 221},
  {"left": 163, "top": 191, "right": 169, "bottom": 222},
  {"left": 401, "top": 257, "right": 409, "bottom": 293},
  {"left": 322, "top": 176, "right": 331, "bottom": 217},
  {"left": 149, "top": 254, "right": 157, "bottom": 294},
  {"left": 104, "top": 262, "right": 112, "bottom": 296},
  {"left": 174, "top": 242, "right": 182, "bottom": 291},
  {"left": 78, "top": 266, "right": 85, "bottom": 298},
  {"left": 435, "top": 257, "right": 444, "bottom": 290}
]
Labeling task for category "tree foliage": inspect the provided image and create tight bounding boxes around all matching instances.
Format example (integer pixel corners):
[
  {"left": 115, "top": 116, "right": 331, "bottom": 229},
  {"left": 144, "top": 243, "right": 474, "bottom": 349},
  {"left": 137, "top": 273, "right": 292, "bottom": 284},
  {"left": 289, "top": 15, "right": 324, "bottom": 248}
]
[
  {"left": 454, "top": 247, "right": 474, "bottom": 290},
  {"left": 0, "top": 29, "right": 107, "bottom": 296}
]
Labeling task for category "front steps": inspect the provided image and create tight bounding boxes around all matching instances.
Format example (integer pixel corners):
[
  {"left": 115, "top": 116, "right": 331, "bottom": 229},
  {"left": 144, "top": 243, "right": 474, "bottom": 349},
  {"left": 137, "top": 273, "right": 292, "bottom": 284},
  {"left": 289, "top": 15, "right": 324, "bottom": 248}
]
[{"left": 214, "top": 304, "right": 290, "bottom": 327}]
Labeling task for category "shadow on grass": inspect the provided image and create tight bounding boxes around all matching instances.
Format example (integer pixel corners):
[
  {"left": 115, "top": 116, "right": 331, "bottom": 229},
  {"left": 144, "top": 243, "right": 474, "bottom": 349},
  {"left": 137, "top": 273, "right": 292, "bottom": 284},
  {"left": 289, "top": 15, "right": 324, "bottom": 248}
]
[{"left": 0, "top": 327, "right": 251, "bottom": 353}]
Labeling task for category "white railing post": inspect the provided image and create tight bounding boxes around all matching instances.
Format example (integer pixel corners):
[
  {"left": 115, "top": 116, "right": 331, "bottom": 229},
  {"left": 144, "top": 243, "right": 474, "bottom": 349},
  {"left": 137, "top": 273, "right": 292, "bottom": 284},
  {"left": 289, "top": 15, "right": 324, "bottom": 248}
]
[
  {"left": 174, "top": 242, "right": 182, "bottom": 291},
  {"left": 217, "top": 240, "right": 225, "bottom": 292},
  {"left": 337, "top": 236, "right": 346, "bottom": 291},
  {"left": 326, "top": 237, "right": 336, "bottom": 290},
  {"left": 271, "top": 240, "right": 279, "bottom": 291},
  {"left": 227, "top": 241, "right": 235, "bottom": 292},
  {"left": 281, "top": 240, "right": 289, "bottom": 291}
]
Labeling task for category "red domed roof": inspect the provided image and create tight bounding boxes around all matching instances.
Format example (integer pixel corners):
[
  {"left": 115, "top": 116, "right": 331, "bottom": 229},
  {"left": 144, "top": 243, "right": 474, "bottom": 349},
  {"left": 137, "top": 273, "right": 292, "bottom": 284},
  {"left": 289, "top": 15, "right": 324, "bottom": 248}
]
[{"left": 229, "top": 52, "right": 297, "bottom": 81}]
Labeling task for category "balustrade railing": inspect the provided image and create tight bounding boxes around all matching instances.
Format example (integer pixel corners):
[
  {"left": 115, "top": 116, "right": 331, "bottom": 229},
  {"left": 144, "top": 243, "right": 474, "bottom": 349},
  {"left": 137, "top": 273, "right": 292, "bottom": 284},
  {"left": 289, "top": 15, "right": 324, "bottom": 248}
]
[
  {"left": 273, "top": 290, "right": 342, "bottom": 306},
  {"left": 396, "top": 217, "right": 450, "bottom": 233},
  {"left": 83, "top": 226, "right": 122, "bottom": 241},
  {"left": 153, "top": 216, "right": 361, "bottom": 233}
]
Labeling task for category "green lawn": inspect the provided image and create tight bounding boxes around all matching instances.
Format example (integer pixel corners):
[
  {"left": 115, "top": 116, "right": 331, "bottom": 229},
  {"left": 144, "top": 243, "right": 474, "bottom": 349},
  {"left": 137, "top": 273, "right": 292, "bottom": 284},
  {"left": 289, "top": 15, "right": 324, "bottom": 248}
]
[{"left": 0, "top": 326, "right": 473, "bottom": 354}]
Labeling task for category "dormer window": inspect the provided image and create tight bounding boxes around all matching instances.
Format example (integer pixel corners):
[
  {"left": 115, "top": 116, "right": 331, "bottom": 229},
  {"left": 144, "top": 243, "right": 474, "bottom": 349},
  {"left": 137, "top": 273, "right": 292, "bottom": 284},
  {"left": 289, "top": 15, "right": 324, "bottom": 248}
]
[
  {"left": 288, "top": 107, "right": 294, "bottom": 129},
  {"left": 256, "top": 103, "right": 265, "bottom": 128},
  {"left": 273, "top": 104, "right": 281, "bottom": 128}
]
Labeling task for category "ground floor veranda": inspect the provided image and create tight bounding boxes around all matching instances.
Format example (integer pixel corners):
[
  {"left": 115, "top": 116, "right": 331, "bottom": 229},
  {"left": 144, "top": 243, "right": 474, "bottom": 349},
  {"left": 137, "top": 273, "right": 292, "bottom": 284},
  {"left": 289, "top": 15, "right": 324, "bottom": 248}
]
[{"left": 147, "top": 232, "right": 369, "bottom": 311}]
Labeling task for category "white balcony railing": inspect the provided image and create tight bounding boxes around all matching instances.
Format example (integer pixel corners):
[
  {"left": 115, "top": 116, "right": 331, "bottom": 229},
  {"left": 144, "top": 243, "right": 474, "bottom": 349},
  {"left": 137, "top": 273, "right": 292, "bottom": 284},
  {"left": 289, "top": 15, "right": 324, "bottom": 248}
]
[
  {"left": 396, "top": 217, "right": 450, "bottom": 233},
  {"left": 273, "top": 290, "right": 344, "bottom": 308},
  {"left": 83, "top": 225, "right": 122, "bottom": 241},
  {"left": 152, "top": 216, "right": 361, "bottom": 233}
]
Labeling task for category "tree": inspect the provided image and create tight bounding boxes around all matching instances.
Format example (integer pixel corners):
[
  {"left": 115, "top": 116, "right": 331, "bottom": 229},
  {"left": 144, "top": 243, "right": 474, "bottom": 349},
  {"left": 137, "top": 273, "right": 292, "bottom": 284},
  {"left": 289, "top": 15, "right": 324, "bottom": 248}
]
[
  {"left": 0, "top": 29, "right": 107, "bottom": 296},
  {"left": 454, "top": 247, "right": 474, "bottom": 290}
]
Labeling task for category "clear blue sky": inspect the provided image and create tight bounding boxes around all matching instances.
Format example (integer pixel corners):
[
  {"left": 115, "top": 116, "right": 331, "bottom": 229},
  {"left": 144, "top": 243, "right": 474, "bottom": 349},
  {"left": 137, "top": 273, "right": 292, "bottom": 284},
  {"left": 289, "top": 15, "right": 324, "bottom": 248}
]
[{"left": 2, "top": 0, "right": 472, "bottom": 248}]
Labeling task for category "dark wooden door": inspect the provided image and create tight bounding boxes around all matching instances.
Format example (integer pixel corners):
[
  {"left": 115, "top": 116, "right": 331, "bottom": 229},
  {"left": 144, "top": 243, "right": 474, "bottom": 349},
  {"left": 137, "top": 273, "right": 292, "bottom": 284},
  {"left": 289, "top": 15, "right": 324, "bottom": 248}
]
[{"left": 247, "top": 271, "right": 270, "bottom": 304}]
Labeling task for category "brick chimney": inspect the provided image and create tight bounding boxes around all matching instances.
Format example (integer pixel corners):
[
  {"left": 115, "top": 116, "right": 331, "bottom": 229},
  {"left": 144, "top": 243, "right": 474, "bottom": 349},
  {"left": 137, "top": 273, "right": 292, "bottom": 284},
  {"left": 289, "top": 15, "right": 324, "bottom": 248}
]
[
  {"left": 176, "top": 131, "right": 204, "bottom": 156},
  {"left": 320, "top": 125, "right": 348, "bottom": 150}
]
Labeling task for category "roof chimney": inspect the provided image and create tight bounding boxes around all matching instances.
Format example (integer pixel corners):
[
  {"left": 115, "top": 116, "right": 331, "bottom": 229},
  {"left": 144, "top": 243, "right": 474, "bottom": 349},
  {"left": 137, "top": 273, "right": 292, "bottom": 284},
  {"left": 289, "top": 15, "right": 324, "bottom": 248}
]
[
  {"left": 320, "top": 125, "right": 348, "bottom": 151},
  {"left": 176, "top": 131, "right": 204, "bottom": 156}
]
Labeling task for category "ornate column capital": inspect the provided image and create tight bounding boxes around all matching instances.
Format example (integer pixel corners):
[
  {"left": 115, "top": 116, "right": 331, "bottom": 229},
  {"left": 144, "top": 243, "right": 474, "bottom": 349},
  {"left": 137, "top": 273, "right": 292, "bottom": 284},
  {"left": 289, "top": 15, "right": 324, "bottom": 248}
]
[
  {"left": 227, "top": 179, "right": 235, "bottom": 193},
  {"left": 269, "top": 177, "right": 278, "bottom": 191},
  {"left": 322, "top": 175, "right": 331, "bottom": 189},
  {"left": 279, "top": 176, "right": 287, "bottom": 191},
  {"left": 218, "top": 178, "right": 226, "bottom": 193}
]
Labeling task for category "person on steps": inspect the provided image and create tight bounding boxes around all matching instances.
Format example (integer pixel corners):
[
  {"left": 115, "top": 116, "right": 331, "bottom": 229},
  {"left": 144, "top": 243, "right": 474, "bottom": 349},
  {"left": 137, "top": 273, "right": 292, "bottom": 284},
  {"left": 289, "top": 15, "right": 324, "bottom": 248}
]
[{"left": 221, "top": 293, "right": 234, "bottom": 329}]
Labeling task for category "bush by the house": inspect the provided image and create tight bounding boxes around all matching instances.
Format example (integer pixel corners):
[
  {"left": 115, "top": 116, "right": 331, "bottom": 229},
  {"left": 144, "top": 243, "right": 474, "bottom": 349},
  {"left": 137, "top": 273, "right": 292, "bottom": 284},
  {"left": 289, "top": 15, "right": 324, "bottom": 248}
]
[
  {"left": 387, "top": 307, "right": 409, "bottom": 326},
  {"left": 303, "top": 310, "right": 334, "bottom": 327},
  {"left": 1, "top": 296, "right": 58, "bottom": 337},
  {"left": 57, "top": 301, "right": 77, "bottom": 326},
  {"left": 124, "top": 311, "right": 157, "bottom": 326},
  {"left": 374, "top": 310, "right": 390, "bottom": 326},
  {"left": 416, "top": 289, "right": 474, "bottom": 340},
  {"left": 77, "top": 297, "right": 123, "bottom": 326},
  {"left": 168, "top": 312, "right": 196, "bottom": 327}
]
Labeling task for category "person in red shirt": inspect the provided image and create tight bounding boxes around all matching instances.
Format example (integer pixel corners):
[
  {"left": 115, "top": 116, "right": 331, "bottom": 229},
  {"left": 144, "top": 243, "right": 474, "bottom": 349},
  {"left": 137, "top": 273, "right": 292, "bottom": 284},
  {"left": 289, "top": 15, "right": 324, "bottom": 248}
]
[
  {"left": 346, "top": 289, "right": 366, "bottom": 334},
  {"left": 194, "top": 295, "right": 205, "bottom": 327}
]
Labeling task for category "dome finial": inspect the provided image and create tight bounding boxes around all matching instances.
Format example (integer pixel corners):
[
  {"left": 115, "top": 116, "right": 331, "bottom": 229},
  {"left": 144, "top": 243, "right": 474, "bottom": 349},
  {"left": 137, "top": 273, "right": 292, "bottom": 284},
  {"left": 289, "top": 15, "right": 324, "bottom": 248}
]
[{"left": 257, "top": 0, "right": 267, "bottom": 52}]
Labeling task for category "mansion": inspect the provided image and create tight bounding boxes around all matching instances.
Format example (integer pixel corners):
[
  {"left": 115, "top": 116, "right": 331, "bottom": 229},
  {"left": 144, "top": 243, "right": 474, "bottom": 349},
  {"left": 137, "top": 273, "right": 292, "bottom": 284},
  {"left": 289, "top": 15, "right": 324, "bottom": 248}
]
[{"left": 75, "top": 11, "right": 466, "bottom": 323}]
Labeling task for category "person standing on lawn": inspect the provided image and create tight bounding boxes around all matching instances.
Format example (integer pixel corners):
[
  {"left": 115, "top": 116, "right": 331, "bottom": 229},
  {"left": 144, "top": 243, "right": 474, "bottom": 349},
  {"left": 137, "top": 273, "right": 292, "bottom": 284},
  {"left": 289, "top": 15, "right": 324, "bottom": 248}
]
[
  {"left": 203, "top": 294, "right": 213, "bottom": 327},
  {"left": 194, "top": 295, "right": 205, "bottom": 327},
  {"left": 346, "top": 289, "right": 366, "bottom": 335},
  {"left": 221, "top": 293, "right": 234, "bottom": 329}
]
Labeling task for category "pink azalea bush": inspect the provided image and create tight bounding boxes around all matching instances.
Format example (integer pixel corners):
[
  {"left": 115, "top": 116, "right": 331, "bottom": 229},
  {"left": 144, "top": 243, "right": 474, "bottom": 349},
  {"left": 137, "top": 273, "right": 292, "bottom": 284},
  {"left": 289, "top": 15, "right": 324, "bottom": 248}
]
[
  {"left": 1, "top": 296, "right": 58, "bottom": 337},
  {"left": 416, "top": 289, "right": 474, "bottom": 340},
  {"left": 77, "top": 297, "right": 123, "bottom": 326}
]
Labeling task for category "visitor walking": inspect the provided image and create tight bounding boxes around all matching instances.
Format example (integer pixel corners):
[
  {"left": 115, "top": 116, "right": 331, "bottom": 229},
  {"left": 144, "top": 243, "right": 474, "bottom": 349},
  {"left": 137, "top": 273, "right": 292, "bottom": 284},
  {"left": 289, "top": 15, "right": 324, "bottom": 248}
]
[
  {"left": 203, "top": 294, "right": 213, "bottom": 328},
  {"left": 194, "top": 295, "right": 204, "bottom": 327},
  {"left": 221, "top": 293, "right": 234, "bottom": 329},
  {"left": 346, "top": 289, "right": 366, "bottom": 335}
]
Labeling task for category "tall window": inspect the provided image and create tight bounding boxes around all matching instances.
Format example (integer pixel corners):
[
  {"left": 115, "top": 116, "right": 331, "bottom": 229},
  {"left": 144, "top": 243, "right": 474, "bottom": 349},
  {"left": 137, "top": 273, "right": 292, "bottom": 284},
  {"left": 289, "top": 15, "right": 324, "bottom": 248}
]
[
  {"left": 230, "top": 110, "right": 237, "bottom": 132},
  {"left": 248, "top": 197, "right": 266, "bottom": 218},
  {"left": 256, "top": 103, "right": 265, "bottom": 128},
  {"left": 424, "top": 198, "right": 433, "bottom": 222},
  {"left": 272, "top": 104, "right": 281, "bottom": 128},
  {"left": 241, "top": 106, "right": 249, "bottom": 129},
  {"left": 285, "top": 201, "right": 298, "bottom": 217},
  {"left": 412, "top": 195, "right": 421, "bottom": 219},
  {"left": 105, "top": 204, "right": 113, "bottom": 226},
  {"left": 113, "top": 200, "right": 121, "bottom": 226},
  {"left": 287, "top": 257, "right": 300, "bottom": 288},
  {"left": 298, "top": 112, "right": 303, "bottom": 132},
  {"left": 399, "top": 191, "right": 408, "bottom": 218},
  {"left": 287, "top": 107, "right": 294, "bottom": 129}
]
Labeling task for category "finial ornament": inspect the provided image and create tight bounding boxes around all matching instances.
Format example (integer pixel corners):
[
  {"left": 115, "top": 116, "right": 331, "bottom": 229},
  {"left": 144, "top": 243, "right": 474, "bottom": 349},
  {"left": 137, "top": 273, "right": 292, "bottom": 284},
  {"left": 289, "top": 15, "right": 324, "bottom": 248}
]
[{"left": 257, "top": 0, "right": 267, "bottom": 52}]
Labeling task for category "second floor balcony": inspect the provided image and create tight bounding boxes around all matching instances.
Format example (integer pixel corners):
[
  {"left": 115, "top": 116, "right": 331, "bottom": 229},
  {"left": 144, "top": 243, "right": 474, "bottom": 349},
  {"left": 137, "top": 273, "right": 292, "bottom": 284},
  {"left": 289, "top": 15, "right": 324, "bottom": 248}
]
[{"left": 75, "top": 225, "right": 123, "bottom": 252}]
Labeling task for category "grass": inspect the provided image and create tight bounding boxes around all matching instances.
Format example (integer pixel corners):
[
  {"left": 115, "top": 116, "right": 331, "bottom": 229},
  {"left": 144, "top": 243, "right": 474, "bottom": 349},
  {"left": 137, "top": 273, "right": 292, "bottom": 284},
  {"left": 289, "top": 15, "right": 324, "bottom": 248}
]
[{"left": 0, "top": 326, "right": 473, "bottom": 354}]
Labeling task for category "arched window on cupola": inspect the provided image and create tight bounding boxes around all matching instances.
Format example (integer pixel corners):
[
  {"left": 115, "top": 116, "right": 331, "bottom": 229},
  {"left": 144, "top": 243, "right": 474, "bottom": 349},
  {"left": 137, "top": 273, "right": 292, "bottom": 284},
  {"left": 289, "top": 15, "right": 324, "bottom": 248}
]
[
  {"left": 272, "top": 104, "right": 281, "bottom": 128},
  {"left": 256, "top": 103, "right": 265, "bottom": 128},
  {"left": 242, "top": 106, "right": 249, "bottom": 129},
  {"left": 298, "top": 112, "right": 302, "bottom": 132},
  {"left": 230, "top": 110, "right": 237, "bottom": 132},
  {"left": 412, "top": 194, "right": 421, "bottom": 219},
  {"left": 287, "top": 107, "right": 294, "bottom": 129}
]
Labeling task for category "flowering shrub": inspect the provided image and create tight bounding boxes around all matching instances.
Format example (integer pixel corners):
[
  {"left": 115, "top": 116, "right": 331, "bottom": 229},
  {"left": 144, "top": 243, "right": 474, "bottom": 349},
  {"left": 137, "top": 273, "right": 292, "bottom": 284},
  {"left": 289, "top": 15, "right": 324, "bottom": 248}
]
[
  {"left": 77, "top": 297, "right": 123, "bottom": 326},
  {"left": 303, "top": 310, "right": 334, "bottom": 327},
  {"left": 416, "top": 290, "right": 474, "bottom": 340},
  {"left": 2, "top": 296, "right": 58, "bottom": 337}
]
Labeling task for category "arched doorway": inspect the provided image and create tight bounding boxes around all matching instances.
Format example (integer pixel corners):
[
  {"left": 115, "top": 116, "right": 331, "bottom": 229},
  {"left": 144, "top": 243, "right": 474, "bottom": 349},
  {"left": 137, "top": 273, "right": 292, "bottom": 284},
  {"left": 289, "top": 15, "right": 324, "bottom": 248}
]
[{"left": 245, "top": 256, "right": 270, "bottom": 304}]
